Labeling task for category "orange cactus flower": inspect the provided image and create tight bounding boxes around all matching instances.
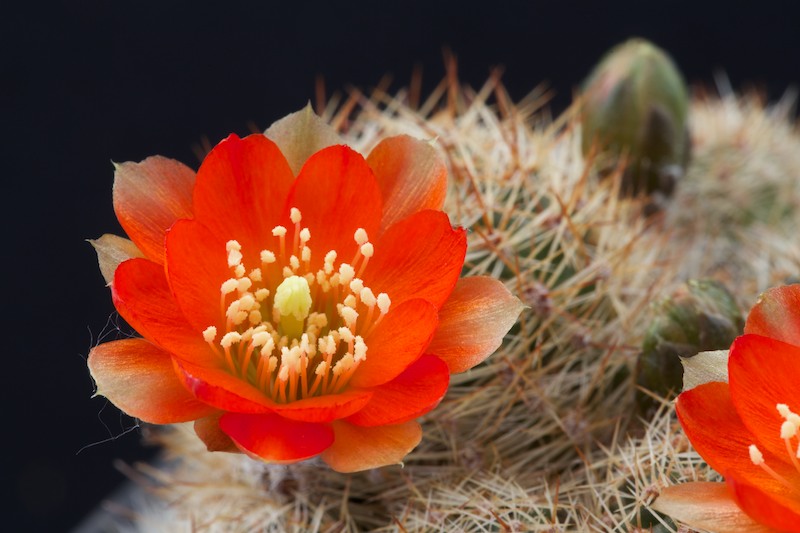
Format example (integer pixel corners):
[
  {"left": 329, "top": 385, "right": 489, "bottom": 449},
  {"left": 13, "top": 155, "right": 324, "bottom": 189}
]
[
  {"left": 653, "top": 284, "right": 800, "bottom": 532},
  {"left": 88, "top": 108, "right": 523, "bottom": 473}
]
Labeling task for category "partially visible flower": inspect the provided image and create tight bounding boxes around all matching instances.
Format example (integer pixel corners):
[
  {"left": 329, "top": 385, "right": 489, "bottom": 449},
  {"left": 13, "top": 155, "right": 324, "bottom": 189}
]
[
  {"left": 88, "top": 107, "right": 523, "bottom": 473},
  {"left": 653, "top": 284, "right": 800, "bottom": 531}
]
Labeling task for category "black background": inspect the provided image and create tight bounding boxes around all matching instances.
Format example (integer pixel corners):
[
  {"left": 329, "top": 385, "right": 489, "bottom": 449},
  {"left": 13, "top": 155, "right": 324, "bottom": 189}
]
[{"left": 5, "top": 1, "right": 799, "bottom": 531}]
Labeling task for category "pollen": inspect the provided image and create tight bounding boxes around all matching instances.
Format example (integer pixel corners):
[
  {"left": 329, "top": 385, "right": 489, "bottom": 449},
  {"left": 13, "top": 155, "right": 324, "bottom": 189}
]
[
  {"left": 749, "top": 444, "right": 764, "bottom": 465},
  {"left": 354, "top": 228, "right": 368, "bottom": 245},
  {"left": 272, "top": 226, "right": 287, "bottom": 237},
  {"left": 377, "top": 293, "right": 391, "bottom": 315},
  {"left": 202, "top": 326, "right": 217, "bottom": 343},
  {"left": 290, "top": 207, "right": 302, "bottom": 224}
]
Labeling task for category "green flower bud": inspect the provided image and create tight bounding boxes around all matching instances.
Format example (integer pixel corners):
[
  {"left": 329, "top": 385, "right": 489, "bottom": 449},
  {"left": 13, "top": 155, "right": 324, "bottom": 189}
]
[
  {"left": 582, "top": 38, "right": 690, "bottom": 198},
  {"left": 637, "top": 279, "right": 744, "bottom": 400}
]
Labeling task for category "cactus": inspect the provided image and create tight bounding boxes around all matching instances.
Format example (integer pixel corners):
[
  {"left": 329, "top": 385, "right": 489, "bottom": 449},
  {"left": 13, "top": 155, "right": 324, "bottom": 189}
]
[
  {"left": 582, "top": 38, "right": 690, "bottom": 199},
  {"left": 637, "top": 279, "right": 744, "bottom": 405},
  {"left": 106, "top": 72, "right": 800, "bottom": 531}
]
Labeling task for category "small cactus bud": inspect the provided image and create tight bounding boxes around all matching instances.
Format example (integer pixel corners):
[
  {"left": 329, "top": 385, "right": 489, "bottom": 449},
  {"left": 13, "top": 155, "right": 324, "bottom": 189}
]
[
  {"left": 581, "top": 38, "right": 690, "bottom": 199},
  {"left": 637, "top": 279, "right": 744, "bottom": 402}
]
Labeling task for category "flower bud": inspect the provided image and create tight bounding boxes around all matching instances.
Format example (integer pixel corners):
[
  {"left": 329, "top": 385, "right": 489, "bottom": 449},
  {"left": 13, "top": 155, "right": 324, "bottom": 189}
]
[
  {"left": 581, "top": 38, "right": 690, "bottom": 199},
  {"left": 637, "top": 279, "right": 744, "bottom": 400}
]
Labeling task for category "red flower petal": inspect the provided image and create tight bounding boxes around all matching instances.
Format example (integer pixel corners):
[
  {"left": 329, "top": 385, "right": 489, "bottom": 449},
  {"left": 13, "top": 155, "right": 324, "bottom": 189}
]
[
  {"left": 192, "top": 134, "right": 295, "bottom": 256},
  {"left": 194, "top": 412, "right": 238, "bottom": 453},
  {"left": 321, "top": 420, "right": 422, "bottom": 473},
  {"left": 347, "top": 355, "right": 449, "bottom": 427},
  {"left": 744, "top": 284, "right": 800, "bottom": 346},
  {"left": 113, "top": 156, "right": 195, "bottom": 264},
  {"left": 283, "top": 145, "right": 383, "bottom": 270},
  {"left": 729, "top": 334, "right": 800, "bottom": 460},
  {"left": 173, "top": 359, "right": 275, "bottom": 414},
  {"left": 366, "top": 135, "right": 447, "bottom": 232},
  {"left": 363, "top": 210, "right": 466, "bottom": 309},
  {"left": 88, "top": 339, "right": 215, "bottom": 424},
  {"left": 728, "top": 477, "right": 800, "bottom": 532},
  {"left": 219, "top": 412, "right": 334, "bottom": 463},
  {"left": 112, "top": 257, "right": 217, "bottom": 366},
  {"left": 428, "top": 277, "right": 523, "bottom": 374},
  {"left": 164, "top": 219, "right": 230, "bottom": 333},
  {"left": 349, "top": 298, "right": 439, "bottom": 389},
  {"left": 270, "top": 389, "right": 374, "bottom": 423},
  {"left": 677, "top": 382, "right": 800, "bottom": 493}
]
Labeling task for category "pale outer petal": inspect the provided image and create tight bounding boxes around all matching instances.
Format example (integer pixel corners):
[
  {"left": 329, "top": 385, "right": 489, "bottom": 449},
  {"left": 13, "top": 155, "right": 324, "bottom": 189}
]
[
  {"left": 651, "top": 482, "right": 775, "bottom": 533},
  {"left": 366, "top": 135, "right": 448, "bottom": 231},
  {"left": 264, "top": 104, "right": 344, "bottom": 175},
  {"left": 428, "top": 277, "right": 524, "bottom": 374},
  {"left": 113, "top": 156, "right": 195, "bottom": 263},
  {"left": 89, "top": 234, "right": 144, "bottom": 285},
  {"left": 681, "top": 349, "right": 729, "bottom": 391},
  {"left": 321, "top": 421, "right": 422, "bottom": 473}
]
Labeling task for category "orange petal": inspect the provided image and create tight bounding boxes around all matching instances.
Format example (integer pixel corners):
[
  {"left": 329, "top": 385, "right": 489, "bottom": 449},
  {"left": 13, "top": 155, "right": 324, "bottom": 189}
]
[
  {"left": 89, "top": 234, "right": 144, "bottom": 286},
  {"left": 349, "top": 298, "right": 439, "bottom": 388},
  {"left": 728, "top": 477, "right": 800, "bottom": 532},
  {"left": 284, "top": 145, "right": 382, "bottom": 269},
  {"left": 264, "top": 104, "right": 344, "bottom": 175},
  {"left": 729, "top": 334, "right": 800, "bottom": 460},
  {"left": 363, "top": 210, "right": 466, "bottom": 309},
  {"left": 194, "top": 412, "right": 238, "bottom": 453},
  {"left": 112, "top": 257, "right": 217, "bottom": 366},
  {"left": 271, "top": 389, "right": 374, "bottom": 423},
  {"left": 651, "top": 482, "right": 775, "bottom": 533},
  {"left": 347, "top": 355, "right": 449, "bottom": 427},
  {"left": 677, "top": 382, "right": 800, "bottom": 493},
  {"left": 321, "top": 420, "right": 422, "bottom": 473},
  {"left": 428, "top": 277, "right": 523, "bottom": 374},
  {"left": 173, "top": 359, "right": 275, "bottom": 414},
  {"left": 366, "top": 135, "right": 447, "bottom": 232},
  {"left": 88, "top": 339, "right": 215, "bottom": 424},
  {"left": 164, "top": 219, "right": 230, "bottom": 333},
  {"left": 219, "top": 412, "right": 334, "bottom": 463},
  {"left": 744, "top": 284, "right": 800, "bottom": 346},
  {"left": 113, "top": 156, "right": 195, "bottom": 264},
  {"left": 192, "top": 134, "right": 294, "bottom": 255}
]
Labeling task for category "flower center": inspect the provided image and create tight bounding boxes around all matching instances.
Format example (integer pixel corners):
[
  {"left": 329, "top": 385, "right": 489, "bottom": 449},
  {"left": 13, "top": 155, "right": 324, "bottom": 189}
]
[
  {"left": 201, "top": 207, "right": 391, "bottom": 403},
  {"left": 747, "top": 403, "right": 800, "bottom": 493}
]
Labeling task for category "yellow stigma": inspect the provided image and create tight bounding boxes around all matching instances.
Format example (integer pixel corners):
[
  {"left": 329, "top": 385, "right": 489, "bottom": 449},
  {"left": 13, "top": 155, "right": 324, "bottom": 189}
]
[{"left": 274, "top": 275, "right": 312, "bottom": 338}]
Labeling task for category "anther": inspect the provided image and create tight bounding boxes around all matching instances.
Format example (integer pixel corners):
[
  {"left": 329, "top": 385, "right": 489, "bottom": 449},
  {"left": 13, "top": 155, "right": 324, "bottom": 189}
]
[
  {"left": 221, "top": 279, "right": 238, "bottom": 295},
  {"left": 202, "top": 326, "right": 217, "bottom": 343},
  {"left": 354, "top": 228, "right": 368, "bottom": 245},
  {"left": 220, "top": 331, "right": 242, "bottom": 348},
  {"left": 261, "top": 250, "right": 276, "bottom": 263},
  {"left": 290, "top": 208, "right": 302, "bottom": 224},
  {"left": 377, "top": 293, "right": 391, "bottom": 314}
]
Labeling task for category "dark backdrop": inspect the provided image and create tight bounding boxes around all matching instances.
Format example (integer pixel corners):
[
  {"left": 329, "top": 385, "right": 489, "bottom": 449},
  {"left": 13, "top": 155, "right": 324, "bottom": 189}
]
[{"left": 4, "top": 1, "right": 799, "bottom": 531}]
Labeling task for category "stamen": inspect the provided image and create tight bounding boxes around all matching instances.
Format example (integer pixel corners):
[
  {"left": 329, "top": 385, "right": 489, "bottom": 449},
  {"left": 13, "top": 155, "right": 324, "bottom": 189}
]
[
  {"left": 749, "top": 444, "right": 795, "bottom": 490},
  {"left": 261, "top": 250, "right": 276, "bottom": 264},
  {"left": 221, "top": 279, "right": 238, "bottom": 295},
  {"left": 290, "top": 207, "right": 302, "bottom": 224},
  {"left": 354, "top": 228, "right": 369, "bottom": 245},
  {"left": 202, "top": 326, "right": 217, "bottom": 343},
  {"left": 377, "top": 293, "right": 391, "bottom": 315}
]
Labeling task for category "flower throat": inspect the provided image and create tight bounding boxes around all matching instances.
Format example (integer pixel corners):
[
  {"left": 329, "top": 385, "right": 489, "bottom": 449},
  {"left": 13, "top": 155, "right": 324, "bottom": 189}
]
[{"left": 201, "top": 207, "right": 391, "bottom": 403}]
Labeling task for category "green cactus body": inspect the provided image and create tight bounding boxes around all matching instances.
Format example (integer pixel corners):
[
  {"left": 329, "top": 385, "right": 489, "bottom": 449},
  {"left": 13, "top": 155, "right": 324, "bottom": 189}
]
[{"left": 638, "top": 279, "right": 744, "bottom": 399}]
